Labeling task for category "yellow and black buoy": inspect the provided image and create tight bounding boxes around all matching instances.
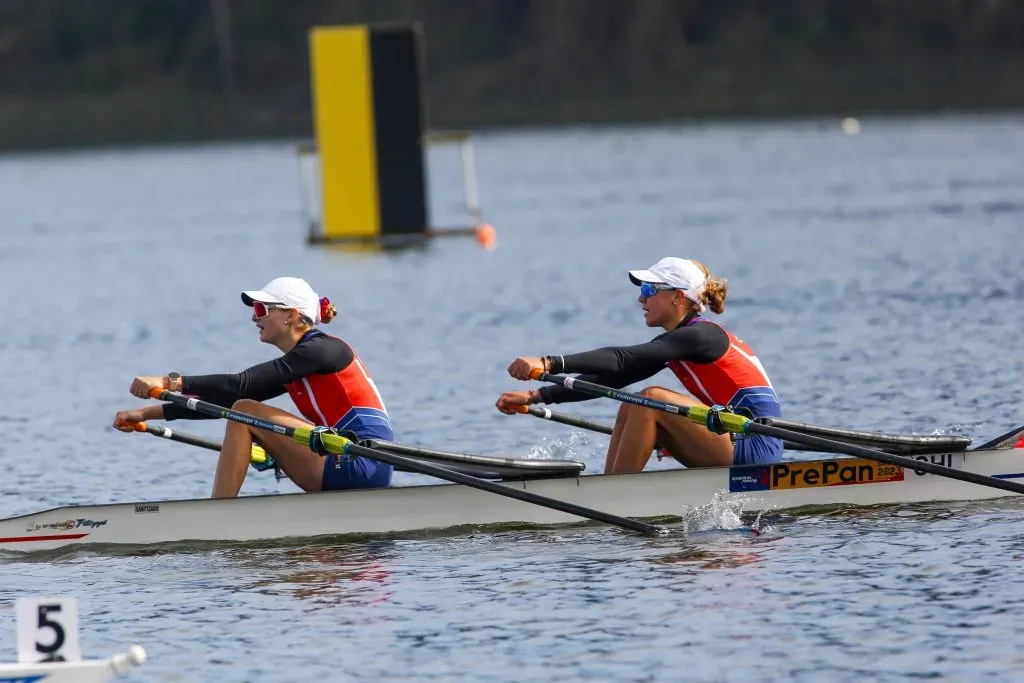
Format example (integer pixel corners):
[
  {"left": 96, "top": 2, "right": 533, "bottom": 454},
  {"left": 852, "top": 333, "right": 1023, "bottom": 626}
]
[{"left": 298, "top": 23, "right": 490, "bottom": 249}]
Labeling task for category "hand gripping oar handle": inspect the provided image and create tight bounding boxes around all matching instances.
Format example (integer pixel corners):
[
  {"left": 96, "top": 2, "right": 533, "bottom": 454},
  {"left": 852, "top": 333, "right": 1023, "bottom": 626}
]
[
  {"left": 528, "top": 370, "right": 1024, "bottom": 497},
  {"left": 149, "top": 389, "right": 665, "bottom": 536},
  {"left": 131, "top": 421, "right": 271, "bottom": 467}
]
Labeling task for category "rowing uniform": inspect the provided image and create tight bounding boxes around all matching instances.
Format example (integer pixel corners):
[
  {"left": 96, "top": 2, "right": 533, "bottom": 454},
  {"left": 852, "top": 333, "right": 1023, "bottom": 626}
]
[
  {"left": 538, "top": 314, "right": 783, "bottom": 465},
  {"left": 162, "top": 330, "right": 394, "bottom": 490}
]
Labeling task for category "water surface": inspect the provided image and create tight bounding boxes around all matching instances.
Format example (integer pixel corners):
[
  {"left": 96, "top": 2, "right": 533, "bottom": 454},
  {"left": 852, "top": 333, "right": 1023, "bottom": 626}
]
[{"left": 0, "top": 113, "right": 1022, "bottom": 681}]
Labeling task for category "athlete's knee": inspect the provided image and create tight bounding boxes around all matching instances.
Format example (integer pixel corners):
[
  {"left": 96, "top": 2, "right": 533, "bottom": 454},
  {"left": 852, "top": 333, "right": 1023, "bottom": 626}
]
[
  {"left": 232, "top": 398, "right": 262, "bottom": 412},
  {"left": 639, "top": 386, "right": 676, "bottom": 401},
  {"left": 616, "top": 400, "right": 651, "bottom": 423}
]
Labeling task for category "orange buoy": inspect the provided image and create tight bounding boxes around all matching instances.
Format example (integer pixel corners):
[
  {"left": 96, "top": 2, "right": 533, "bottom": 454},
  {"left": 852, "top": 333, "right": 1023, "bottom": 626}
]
[{"left": 475, "top": 223, "right": 497, "bottom": 250}]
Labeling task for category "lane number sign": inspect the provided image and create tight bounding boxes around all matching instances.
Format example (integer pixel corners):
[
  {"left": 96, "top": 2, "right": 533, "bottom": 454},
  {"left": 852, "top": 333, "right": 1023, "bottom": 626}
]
[{"left": 15, "top": 597, "right": 82, "bottom": 664}]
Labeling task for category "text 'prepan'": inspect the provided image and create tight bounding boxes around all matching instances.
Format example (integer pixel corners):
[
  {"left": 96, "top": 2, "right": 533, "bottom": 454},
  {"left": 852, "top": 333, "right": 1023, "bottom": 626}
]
[{"left": 729, "top": 458, "right": 904, "bottom": 492}]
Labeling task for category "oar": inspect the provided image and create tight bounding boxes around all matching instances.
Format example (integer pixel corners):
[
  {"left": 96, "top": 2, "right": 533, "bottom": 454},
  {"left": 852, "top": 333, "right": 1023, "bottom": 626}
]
[
  {"left": 528, "top": 370, "right": 1024, "bottom": 497},
  {"left": 131, "top": 421, "right": 272, "bottom": 468},
  {"left": 517, "top": 405, "right": 842, "bottom": 455},
  {"left": 517, "top": 405, "right": 671, "bottom": 462},
  {"left": 516, "top": 405, "right": 614, "bottom": 435},
  {"left": 147, "top": 389, "right": 665, "bottom": 536}
]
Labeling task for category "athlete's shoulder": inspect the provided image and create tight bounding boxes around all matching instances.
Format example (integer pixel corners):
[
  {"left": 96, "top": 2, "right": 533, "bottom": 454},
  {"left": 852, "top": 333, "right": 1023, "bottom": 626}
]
[
  {"left": 293, "top": 330, "right": 355, "bottom": 370},
  {"left": 668, "top": 317, "right": 728, "bottom": 337},
  {"left": 299, "top": 330, "right": 350, "bottom": 347}
]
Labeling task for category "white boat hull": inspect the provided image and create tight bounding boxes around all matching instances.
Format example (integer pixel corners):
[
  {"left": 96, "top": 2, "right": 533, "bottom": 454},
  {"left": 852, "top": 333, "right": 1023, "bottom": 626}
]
[
  {"left": 1, "top": 449, "right": 1022, "bottom": 552},
  {"left": 0, "top": 647, "right": 145, "bottom": 683}
]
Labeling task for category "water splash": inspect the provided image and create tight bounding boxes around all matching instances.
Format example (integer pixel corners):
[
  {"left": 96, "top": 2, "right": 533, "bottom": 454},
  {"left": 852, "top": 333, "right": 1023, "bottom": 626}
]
[
  {"left": 678, "top": 491, "right": 773, "bottom": 535},
  {"left": 933, "top": 422, "right": 985, "bottom": 437},
  {"left": 523, "top": 429, "right": 605, "bottom": 471}
]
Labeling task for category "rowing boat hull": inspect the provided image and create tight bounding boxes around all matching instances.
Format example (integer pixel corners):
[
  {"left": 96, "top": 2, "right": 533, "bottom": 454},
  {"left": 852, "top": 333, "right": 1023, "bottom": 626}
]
[{"left": 2, "top": 448, "right": 1021, "bottom": 552}]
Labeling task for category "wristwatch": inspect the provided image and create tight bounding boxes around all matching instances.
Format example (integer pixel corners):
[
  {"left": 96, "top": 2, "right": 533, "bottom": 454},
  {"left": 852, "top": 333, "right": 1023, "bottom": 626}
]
[{"left": 167, "top": 372, "right": 182, "bottom": 392}]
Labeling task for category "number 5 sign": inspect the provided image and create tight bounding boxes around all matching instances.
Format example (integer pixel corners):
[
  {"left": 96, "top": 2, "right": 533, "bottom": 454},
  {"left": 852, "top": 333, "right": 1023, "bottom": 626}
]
[{"left": 15, "top": 597, "right": 82, "bottom": 664}]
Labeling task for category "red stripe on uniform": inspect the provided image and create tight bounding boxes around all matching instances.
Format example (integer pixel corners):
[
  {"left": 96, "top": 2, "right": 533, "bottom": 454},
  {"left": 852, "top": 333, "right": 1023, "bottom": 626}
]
[{"left": 0, "top": 533, "right": 89, "bottom": 544}]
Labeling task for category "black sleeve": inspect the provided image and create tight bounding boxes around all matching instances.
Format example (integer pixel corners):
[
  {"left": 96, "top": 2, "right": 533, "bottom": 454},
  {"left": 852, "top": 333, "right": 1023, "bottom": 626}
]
[
  {"left": 537, "top": 322, "right": 729, "bottom": 405},
  {"left": 549, "top": 323, "right": 728, "bottom": 375},
  {"left": 162, "top": 335, "right": 355, "bottom": 420}
]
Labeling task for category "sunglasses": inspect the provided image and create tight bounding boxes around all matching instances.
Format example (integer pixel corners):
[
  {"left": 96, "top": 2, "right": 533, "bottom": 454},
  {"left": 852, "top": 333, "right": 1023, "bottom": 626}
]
[
  {"left": 639, "top": 282, "right": 677, "bottom": 299},
  {"left": 252, "top": 301, "right": 290, "bottom": 319}
]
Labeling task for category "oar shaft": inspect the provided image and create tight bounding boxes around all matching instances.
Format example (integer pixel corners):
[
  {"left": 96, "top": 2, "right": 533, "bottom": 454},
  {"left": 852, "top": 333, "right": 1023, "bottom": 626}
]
[
  {"left": 520, "top": 406, "right": 886, "bottom": 456},
  {"left": 342, "top": 441, "right": 659, "bottom": 533},
  {"left": 520, "top": 405, "right": 671, "bottom": 455},
  {"left": 519, "top": 405, "right": 614, "bottom": 436},
  {"left": 529, "top": 372, "right": 694, "bottom": 415},
  {"left": 134, "top": 422, "right": 269, "bottom": 466},
  {"left": 135, "top": 422, "right": 221, "bottom": 452},
  {"left": 529, "top": 371, "right": 1024, "bottom": 497},
  {"left": 150, "top": 389, "right": 664, "bottom": 535},
  {"left": 529, "top": 371, "right": 747, "bottom": 432}
]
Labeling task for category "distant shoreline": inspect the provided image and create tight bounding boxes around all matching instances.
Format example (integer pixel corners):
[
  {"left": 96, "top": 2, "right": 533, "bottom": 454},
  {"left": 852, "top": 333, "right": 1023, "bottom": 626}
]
[
  {"left": 3, "top": 68, "right": 1023, "bottom": 154},
  {"left": 6, "top": 1, "right": 1024, "bottom": 153}
]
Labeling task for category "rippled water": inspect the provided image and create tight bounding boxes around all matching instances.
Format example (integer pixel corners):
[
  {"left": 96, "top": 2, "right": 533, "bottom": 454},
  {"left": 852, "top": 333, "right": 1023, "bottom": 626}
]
[{"left": 0, "top": 113, "right": 1023, "bottom": 681}]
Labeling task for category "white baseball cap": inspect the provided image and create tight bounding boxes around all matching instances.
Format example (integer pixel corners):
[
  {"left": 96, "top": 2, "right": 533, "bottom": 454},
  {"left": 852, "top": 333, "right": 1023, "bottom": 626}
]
[
  {"left": 241, "top": 277, "right": 323, "bottom": 323},
  {"left": 628, "top": 257, "right": 708, "bottom": 309}
]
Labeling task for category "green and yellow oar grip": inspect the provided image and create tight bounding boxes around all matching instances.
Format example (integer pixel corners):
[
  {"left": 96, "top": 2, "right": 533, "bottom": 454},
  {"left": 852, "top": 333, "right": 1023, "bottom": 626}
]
[
  {"left": 291, "top": 425, "right": 354, "bottom": 457},
  {"left": 249, "top": 444, "right": 270, "bottom": 466},
  {"left": 683, "top": 405, "right": 751, "bottom": 434}
]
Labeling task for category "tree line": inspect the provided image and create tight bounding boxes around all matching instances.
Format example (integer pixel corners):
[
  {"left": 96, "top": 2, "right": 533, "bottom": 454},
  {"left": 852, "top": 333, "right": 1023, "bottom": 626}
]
[{"left": 2, "top": 0, "right": 1022, "bottom": 149}]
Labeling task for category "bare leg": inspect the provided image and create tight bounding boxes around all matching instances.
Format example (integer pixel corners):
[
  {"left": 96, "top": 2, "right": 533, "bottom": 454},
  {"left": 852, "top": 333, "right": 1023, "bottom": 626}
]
[
  {"left": 603, "top": 402, "right": 631, "bottom": 473},
  {"left": 210, "top": 399, "right": 331, "bottom": 498},
  {"left": 604, "top": 400, "right": 659, "bottom": 474},
  {"left": 604, "top": 387, "right": 734, "bottom": 474}
]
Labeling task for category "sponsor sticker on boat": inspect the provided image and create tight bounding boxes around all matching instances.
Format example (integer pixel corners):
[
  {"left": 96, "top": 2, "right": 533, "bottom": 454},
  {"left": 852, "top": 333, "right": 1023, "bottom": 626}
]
[
  {"left": 134, "top": 504, "right": 159, "bottom": 514},
  {"left": 729, "top": 458, "right": 904, "bottom": 492},
  {"left": 24, "top": 520, "right": 77, "bottom": 532},
  {"left": 24, "top": 519, "right": 107, "bottom": 533}
]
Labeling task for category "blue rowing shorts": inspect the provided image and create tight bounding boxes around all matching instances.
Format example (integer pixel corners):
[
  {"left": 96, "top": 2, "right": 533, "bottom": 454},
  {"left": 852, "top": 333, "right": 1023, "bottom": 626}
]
[
  {"left": 322, "top": 454, "right": 393, "bottom": 491},
  {"left": 733, "top": 434, "right": 784, "bottom": 466}
]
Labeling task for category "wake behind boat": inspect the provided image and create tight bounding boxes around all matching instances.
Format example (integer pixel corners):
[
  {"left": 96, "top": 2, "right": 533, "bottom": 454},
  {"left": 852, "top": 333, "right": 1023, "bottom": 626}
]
[{"left": 2, "top": 420, "right": 1022, "bottom": 553}]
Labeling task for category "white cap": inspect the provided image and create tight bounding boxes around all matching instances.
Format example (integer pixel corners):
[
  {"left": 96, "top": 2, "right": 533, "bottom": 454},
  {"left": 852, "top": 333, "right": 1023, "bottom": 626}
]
[
  {"left": 628, "top": 257, "right": 708, "bottom": 310},
  {"left": 241, "top": 277, "right": 323, "bottom": 323}
]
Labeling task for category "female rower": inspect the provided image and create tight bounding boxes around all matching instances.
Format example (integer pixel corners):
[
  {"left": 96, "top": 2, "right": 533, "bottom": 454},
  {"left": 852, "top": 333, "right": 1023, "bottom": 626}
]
[
  {"left": 113, "top": 276, "right": 394, "bottom": 497},
  {"left": 496, "top": 257, "right": 783, "bottom": 473}
]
